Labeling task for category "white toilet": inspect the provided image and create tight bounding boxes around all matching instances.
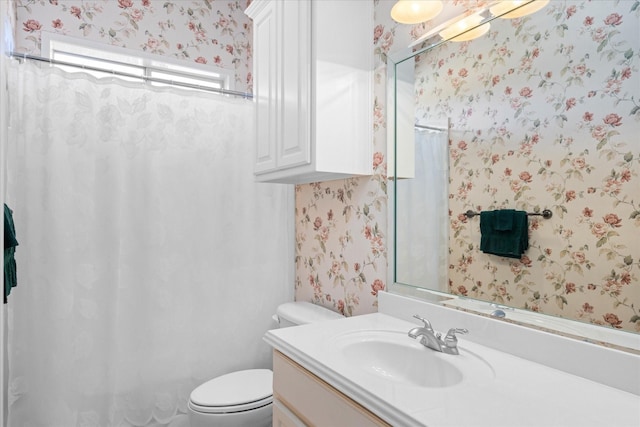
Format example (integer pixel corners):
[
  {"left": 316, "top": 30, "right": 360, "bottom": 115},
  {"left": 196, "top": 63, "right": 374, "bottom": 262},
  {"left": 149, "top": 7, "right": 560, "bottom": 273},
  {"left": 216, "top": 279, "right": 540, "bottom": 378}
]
[{"left": 187, "top": 301, "right": 343, "bottom": 427}]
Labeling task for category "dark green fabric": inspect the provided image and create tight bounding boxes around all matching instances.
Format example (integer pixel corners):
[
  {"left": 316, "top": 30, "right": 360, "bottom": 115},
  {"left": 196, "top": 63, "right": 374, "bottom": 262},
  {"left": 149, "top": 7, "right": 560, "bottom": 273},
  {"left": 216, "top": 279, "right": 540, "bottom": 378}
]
[
  {"left": 4, "top": 204, "right": 18, "bottom": 303},
  {"left": 480, "top": 209, "right": 528, "bottom": 259},
  {"left": 494, "top": 209, "right": 514, "bottom": 231}
]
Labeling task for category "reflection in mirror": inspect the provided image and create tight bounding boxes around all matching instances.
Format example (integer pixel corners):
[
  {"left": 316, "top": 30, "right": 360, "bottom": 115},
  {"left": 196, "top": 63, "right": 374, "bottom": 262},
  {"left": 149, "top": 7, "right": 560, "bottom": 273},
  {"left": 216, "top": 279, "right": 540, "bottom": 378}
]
[
  {"left": 395, "top": 125, "right": 449, "bottom": 291},
  {"left": 390, "top": 0, "right": 639, "bottom": 352}
]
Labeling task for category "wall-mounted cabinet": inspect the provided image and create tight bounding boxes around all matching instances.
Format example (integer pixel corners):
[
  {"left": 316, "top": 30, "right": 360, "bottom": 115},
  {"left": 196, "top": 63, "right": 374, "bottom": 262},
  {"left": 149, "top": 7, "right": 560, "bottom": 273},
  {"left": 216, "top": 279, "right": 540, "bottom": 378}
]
[{"left": 245, "top": 0, "right": 373, "bottom": 184}]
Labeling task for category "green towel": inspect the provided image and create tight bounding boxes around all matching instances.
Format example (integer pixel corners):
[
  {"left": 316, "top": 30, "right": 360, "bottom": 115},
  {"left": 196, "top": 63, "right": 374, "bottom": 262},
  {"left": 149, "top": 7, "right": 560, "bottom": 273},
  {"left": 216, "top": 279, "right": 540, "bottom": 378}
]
[
  {"left": 4, "top": 204, "right": 18, "bottom": 303},
  {"left": 494, "top": 209, "right": 514, "bottom": 231},
  {"left": 480, "top": 209, "right": 528, "bottom": 259}
]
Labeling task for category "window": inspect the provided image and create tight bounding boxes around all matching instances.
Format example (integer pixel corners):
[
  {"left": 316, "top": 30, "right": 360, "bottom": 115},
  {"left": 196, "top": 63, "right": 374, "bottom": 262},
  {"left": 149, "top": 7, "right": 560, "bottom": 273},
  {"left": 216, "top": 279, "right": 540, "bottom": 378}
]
[{"left": 41, "top": 33, "right": 235, "bottom": 93}]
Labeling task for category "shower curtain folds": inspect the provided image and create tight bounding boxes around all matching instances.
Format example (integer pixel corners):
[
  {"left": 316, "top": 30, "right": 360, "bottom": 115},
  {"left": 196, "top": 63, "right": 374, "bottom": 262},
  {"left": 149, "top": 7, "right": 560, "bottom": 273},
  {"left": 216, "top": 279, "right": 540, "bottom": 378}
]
[{"left": 5, "top": 60, "right": 292, "bottom": 427}]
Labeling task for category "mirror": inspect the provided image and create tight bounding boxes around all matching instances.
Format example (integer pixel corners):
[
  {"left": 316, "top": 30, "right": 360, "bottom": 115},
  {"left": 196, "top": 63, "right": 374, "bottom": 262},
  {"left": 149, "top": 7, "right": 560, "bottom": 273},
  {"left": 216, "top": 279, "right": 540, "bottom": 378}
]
[{"left": 389, "top": 0, "right": 639, "bottom": 352}]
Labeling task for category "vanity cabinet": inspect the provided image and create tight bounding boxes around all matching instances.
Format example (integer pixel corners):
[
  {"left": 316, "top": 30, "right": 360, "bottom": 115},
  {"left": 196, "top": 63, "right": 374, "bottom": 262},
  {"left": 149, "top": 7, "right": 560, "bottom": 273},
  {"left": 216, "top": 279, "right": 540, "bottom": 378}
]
[
  {"left": 244, "top": 0, "right": 373, "bottom": 184},
  {"left": 273, "top": 351, "right": 390, "bottom": 426}
]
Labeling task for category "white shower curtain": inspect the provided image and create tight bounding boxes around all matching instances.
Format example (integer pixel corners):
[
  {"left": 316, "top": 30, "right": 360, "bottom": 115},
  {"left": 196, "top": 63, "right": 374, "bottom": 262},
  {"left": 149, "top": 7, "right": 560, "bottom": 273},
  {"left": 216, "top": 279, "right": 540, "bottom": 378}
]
[
  {"left": 5, "top": 60, "right": 293, "bottom": 427},
  {"left": 395, "top": 128, "right": 449, "bottom": 291}
]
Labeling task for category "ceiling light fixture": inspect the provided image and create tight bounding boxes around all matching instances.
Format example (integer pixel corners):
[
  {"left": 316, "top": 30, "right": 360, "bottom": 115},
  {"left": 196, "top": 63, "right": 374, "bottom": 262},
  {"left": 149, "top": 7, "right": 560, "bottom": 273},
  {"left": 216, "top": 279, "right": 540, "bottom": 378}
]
[
  {"left": 489, "top": 0, "right": 550, "bottom": 19},
  {"left": 439, "top": 14, "right": 490, "bottom": 42},
  {"left": 390, "top": 0, "right": 444, "bottom": 25}
]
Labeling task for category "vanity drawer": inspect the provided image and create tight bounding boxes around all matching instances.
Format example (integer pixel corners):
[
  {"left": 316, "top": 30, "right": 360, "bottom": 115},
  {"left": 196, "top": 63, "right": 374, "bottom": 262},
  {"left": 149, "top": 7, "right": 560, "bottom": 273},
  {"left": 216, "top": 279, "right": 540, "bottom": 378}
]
[{"left": 273, "top": 350, "right": 391, "bottom": 427}]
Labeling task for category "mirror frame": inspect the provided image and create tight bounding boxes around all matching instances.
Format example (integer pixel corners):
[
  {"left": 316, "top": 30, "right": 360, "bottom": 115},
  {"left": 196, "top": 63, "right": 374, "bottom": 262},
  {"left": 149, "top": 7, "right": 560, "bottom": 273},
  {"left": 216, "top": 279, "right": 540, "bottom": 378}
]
[{"left": 385, "top": 5, "right": 639, "bottom": 354}]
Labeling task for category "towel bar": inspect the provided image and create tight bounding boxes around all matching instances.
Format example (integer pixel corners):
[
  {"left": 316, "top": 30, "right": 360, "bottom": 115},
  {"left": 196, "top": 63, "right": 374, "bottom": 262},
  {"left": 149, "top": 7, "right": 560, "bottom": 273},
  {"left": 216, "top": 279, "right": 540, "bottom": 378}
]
[{"left": 464, "top": 209, "right": 552, "bottom": 219}]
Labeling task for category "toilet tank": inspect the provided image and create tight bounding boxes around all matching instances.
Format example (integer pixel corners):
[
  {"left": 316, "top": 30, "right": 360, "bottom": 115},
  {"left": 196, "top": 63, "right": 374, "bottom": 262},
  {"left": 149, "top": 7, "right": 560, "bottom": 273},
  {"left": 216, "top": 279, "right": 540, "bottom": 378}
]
[{"left": 274, "top": 301, "right": 343, "bottom": 328}]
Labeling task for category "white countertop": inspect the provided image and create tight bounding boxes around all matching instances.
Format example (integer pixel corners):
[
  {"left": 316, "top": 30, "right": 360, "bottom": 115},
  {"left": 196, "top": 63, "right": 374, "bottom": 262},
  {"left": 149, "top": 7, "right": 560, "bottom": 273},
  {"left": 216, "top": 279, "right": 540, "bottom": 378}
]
[{"left": 265, "top": 312, "right": 640, "bottom": 427}]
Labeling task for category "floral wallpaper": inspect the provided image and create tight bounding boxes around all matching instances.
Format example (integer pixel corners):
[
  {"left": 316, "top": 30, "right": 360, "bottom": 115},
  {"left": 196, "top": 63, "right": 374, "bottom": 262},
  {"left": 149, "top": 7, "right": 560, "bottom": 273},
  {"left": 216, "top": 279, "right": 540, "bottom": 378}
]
[
  {"left": 294, "top": 172, "right": 388, "bottom": 317},
  {"left": 12, "top": 0, "right": 253, "bottom": 93},
  {"left": 413, "top": 0, "right": 639, "bottom": 333}
]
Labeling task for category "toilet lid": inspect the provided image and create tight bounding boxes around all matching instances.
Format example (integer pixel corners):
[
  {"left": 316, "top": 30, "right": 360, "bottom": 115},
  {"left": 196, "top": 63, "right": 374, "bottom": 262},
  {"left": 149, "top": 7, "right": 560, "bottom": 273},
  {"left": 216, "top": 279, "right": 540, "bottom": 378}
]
[{"left": 190, "top": 369, "right": 273, "bottom": 411}]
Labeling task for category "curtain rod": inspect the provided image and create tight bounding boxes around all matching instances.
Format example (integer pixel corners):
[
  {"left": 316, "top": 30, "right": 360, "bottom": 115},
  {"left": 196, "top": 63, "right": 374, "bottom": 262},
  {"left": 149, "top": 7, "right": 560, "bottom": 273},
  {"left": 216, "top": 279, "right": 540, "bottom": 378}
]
[
  {"left": 414, "top": 124, "right": 447, "bottom": 132},
  {"left": 8, "top": 51, "right": 253, "bottom": 99}
]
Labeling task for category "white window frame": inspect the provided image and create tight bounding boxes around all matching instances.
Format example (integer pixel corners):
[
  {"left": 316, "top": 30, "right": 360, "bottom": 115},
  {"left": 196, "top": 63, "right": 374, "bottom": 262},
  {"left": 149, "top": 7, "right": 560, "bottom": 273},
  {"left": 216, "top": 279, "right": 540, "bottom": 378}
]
[{"left": 41, "top": 32, "right": 235, "bottom": 93}]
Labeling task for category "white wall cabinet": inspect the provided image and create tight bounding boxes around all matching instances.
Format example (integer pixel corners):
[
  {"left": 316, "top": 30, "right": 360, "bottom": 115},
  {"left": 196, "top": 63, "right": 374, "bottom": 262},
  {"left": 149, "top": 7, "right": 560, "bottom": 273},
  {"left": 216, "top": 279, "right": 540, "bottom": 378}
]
[
  {"left": 245, "top": 0, "right": 373, "bottom": 184},
  {"left": 272, "top": 351, "right": 390, "bottom": 426}
]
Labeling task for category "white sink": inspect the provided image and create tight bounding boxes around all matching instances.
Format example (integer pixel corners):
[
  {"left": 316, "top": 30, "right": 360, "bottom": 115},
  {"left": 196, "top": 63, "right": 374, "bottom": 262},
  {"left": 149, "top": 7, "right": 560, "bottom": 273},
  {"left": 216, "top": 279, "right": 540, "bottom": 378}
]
[{"left": 333, "top": 330, "right": 495, "bottom": 388}]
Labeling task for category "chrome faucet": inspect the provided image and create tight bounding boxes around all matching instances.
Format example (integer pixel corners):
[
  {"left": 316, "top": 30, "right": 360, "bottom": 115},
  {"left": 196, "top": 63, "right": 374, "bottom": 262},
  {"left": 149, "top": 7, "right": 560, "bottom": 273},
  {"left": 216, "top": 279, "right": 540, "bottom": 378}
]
[{"left": 408, "top": 315, "right": 468, "bottom": 355}]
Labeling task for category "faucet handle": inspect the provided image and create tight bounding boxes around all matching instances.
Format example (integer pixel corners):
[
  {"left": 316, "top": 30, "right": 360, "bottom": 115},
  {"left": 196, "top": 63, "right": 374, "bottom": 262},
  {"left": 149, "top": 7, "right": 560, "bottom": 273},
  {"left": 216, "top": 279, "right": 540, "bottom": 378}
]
[
  {"left": 441, "top": 328, "right": 468, "bottom": 355},
  {"left": 412, "top": 314, "right": 434, "bottom": 331},
  {"left": 444, "top": 328, "right": 468, "bottom": 342}
]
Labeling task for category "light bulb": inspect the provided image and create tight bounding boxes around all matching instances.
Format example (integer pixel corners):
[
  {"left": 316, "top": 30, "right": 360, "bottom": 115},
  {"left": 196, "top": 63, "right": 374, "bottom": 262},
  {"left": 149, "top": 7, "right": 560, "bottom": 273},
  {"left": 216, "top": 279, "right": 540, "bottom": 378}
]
[
  {"left": 390, "top": 0, "right": 444, "bottom": 24},
  {"left": 439, "top": 14, "right": 491, "bottom": 42}
]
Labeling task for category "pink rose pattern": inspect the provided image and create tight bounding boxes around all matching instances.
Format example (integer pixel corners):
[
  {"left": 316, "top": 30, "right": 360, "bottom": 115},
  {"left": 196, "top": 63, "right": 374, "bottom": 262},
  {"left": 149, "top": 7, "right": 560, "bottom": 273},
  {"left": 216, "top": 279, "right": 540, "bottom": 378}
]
[
  {"left": 414, "top": 1, "right": 639, "bottom": 333},
  {"left": 295, "top": 168, "right": 388, "bottom": 317},
  {"left": 14, "top": 0, "right": 253, "bottom": 93}
]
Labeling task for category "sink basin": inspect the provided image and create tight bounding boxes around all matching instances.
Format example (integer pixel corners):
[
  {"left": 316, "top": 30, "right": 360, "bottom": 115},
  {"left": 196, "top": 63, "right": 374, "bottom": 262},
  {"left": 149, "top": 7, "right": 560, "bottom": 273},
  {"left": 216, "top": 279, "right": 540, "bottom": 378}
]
[{"left": 333, "top": 330, "right": 494, "bottom": 388}]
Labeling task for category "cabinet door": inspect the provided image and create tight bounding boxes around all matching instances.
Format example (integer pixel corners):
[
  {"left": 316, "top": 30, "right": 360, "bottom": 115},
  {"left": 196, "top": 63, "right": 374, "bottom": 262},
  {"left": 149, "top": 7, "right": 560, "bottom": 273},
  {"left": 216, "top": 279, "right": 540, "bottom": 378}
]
[
  {"left": 273, "top": 351, "right": 391, "bottom": 427},
  {"left": 273, "top": 399, "right": 307, "bottom": 427},
  {"left": 248, "top": 0, "right": 372, "bottom": 183},
  {"left": 277, "top": 0, "right": 311, "bottom": 170},
  {"left": 252, "top": 0, "right": 278, "bottom": 173}
]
